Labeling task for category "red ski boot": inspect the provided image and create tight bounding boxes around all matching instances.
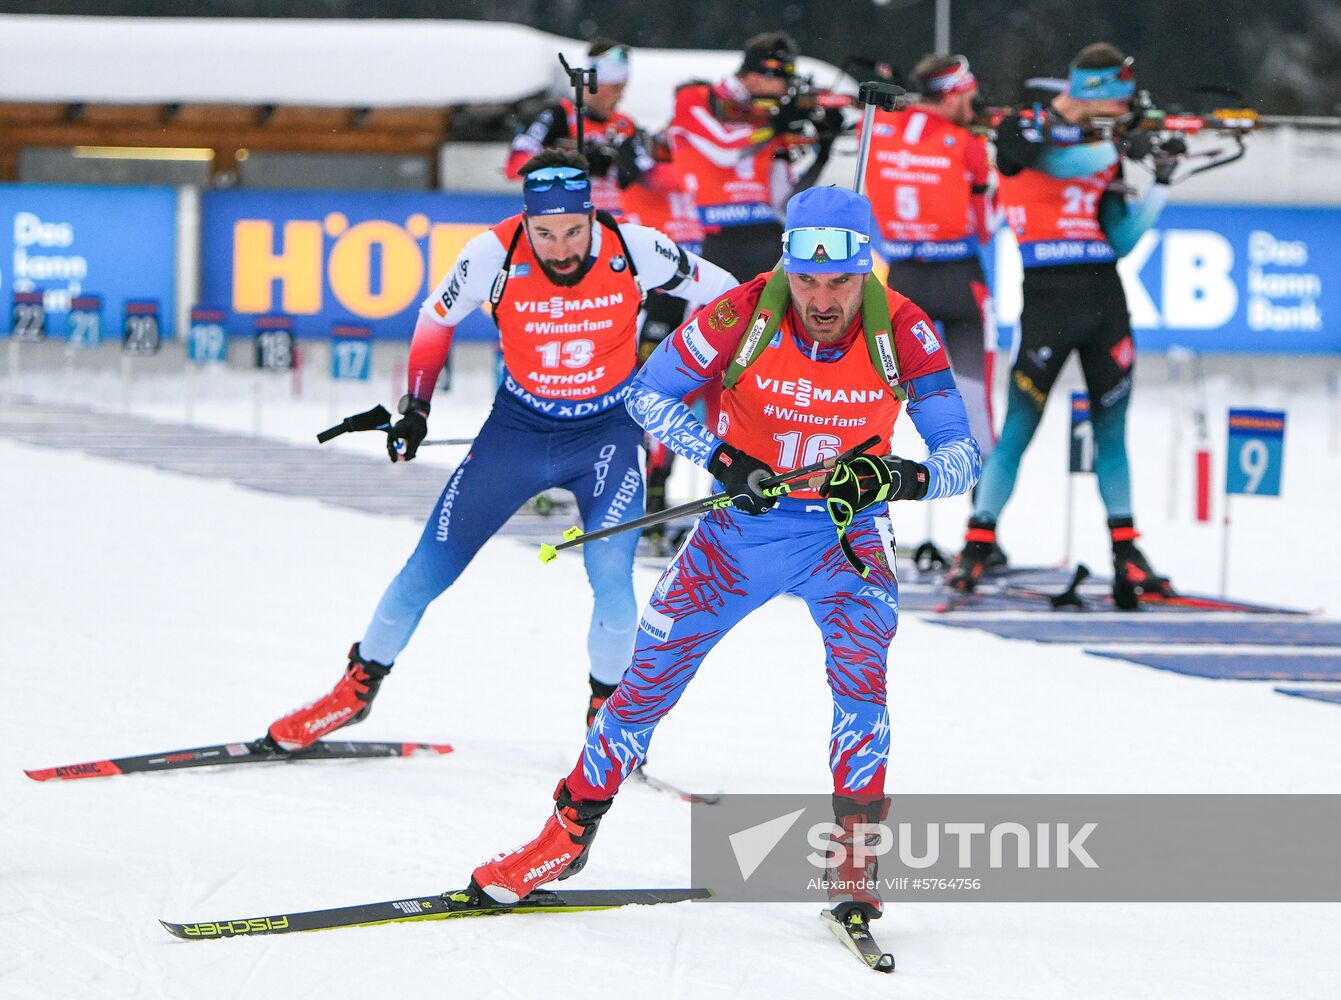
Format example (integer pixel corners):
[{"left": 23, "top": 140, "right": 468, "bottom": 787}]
[
  {"left": 471, "top": 780, "right": 614, "bottom": 904},
  {"left": 946, "top": 517, "right": 1003, "bottom": 593},
  {"left": 1109, "top": 518, "right": 1174, "bottom": 610},
  {"left": 826, "top": 795, "right": 891, "bottom": 922},
  {"left": 266, "top": 644, "right": 391, "bottom": 752}
]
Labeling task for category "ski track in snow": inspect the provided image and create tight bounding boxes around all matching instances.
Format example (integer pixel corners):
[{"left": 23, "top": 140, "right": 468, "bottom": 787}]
[{"left": 4, "top": 350, "right": 1340, "bottom": 998}]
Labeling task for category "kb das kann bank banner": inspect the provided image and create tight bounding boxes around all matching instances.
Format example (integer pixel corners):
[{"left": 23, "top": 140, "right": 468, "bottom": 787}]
[{"left": 201, "top": 190, "right": 1337, "bottom": 352}]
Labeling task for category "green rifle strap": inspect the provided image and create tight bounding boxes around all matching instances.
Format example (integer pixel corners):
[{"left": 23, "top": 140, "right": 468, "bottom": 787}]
[
  {"left": 722, "top": 270, "right": 907, "bottom": 400},
  {"left": 860, "top": 275, "right": 907, "bottom": 400},
  {"left": 722, "top": 267, "right": 791, "bottom": 390}
]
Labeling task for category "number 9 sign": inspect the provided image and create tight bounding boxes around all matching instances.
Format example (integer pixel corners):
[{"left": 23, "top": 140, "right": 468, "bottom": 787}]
[{"left": 1225, "top": 408, "right": 1285, "bottom": 497}]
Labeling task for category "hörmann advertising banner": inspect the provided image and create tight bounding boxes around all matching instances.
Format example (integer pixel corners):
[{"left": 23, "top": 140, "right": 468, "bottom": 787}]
[
  {"left": 203, "top": 191, "right": 1334, "bottom": 352},
  {"left": 0, "top": 184, "right": 178, "bottom": 337},
  {"left": 994, "top": 203, "right": 1337, "bottom": 354},
  {"left": 200, "top": 189, "right": 520, "bottom": 341}
]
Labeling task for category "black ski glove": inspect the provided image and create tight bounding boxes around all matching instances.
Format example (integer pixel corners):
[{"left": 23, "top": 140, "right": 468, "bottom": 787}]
[
  {"left": 583, "top": 143, "right": 617, "bottom": 177},
  {"left": 614, "top": 135, "right": 648, "bottom": 188},
  {"left": 820, "top": 454, "right": 929, "bottom": 514},
  {"left": 819, "top": 455, "right": 927, "bottom": 578},
  {"left": 1152, "top": 136, "right": 1188, "bottom": 186},
  {"left": 708, "top": 443, "right": 777, "bottom": 516},
  {"left": 388, "top": 395, "right": 429, "bottom": 463}
]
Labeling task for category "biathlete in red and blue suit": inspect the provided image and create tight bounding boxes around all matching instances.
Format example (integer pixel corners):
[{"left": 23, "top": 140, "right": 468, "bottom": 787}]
[
  {"left": 468, "top": 185, "right": 980, "bottom": 922},
  {"left": 263, "top": 152, "right": 736, "bottom": 752}
]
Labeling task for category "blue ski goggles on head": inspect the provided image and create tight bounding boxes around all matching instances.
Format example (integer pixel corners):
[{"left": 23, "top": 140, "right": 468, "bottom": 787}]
[
  {"left": 781, "top": 226, "right": 873, "bottom": 274},
  {"left": 1068, "top": 58, "right": 1135, "bottom": 101},
  {"left": 522, "top": 166, "right": 594, "bottom": 216}
]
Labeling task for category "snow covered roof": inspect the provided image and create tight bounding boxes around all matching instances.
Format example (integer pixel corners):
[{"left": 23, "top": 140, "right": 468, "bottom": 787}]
[{"left": 0, "top": 15, "right": 852, "bottom": 132}]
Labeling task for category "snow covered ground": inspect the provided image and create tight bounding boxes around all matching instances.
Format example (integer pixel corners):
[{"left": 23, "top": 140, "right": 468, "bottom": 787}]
[{"left": 3, "top": 344, "right": 1340, "bottom": 998}]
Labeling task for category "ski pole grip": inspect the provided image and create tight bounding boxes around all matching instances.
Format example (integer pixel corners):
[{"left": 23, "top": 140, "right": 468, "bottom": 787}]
[
  {"left": 852, "top": 82, "right": 905, "bottom": 193},
  {"left": 857, "top": 81, "right": 905, "bottom": 112},
  {"left": 316, "top": 404, "right": 393, "bottom": 445}
]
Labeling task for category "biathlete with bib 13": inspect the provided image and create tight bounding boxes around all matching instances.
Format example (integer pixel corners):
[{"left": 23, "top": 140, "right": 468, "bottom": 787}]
[{"left": 263, "top": 151, "right": 736, "bottom": 752}]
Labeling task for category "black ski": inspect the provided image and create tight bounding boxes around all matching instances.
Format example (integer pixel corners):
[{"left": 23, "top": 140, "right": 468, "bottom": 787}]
[
  {"left": 162, "top": 886, "right": 712, "bottom": 939},
  {"left": 821, "top": 908, "right": 895, "bottom": 972},
  {"left": 633, "top": 768, "right": 721, "bottom": 805},
  {"left": 25, "top": 738, "right": 453, "bottom": 782}
]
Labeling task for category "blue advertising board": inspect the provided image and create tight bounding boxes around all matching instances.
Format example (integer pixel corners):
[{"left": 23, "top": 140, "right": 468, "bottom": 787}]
[
  {"left": 0, "top": 184, "right": 178, "bottom": 338},
  {"left": 1225, "top": 408, "right": 1286, "bottom": 496},
  {"left": 1119, "top": 205, "right": 1335, "bottom": 354},
  {"left": 200, "top": 189, "right": 520, "bottom": 342},
  {"left": 993, "top": 204, "right": 1339, "bottom": 354}
]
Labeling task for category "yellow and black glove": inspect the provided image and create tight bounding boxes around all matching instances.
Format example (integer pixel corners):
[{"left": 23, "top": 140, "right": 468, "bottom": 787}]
[{"left": 819, "top": 455, "right": 928, "bottom": 576}]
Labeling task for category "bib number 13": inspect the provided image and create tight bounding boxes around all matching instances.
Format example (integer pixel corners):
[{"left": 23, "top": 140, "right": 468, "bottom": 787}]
[
  {"left": 536, "top": 339, "right": 594, "bottom": 369},
  {"left": 773, "top": 431, "right": 842, "bottom": 469}
]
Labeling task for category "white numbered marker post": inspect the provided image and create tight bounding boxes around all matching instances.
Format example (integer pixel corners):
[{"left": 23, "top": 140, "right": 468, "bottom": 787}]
[
  {"left": 185, "top": 306, "right": 229, "bottom": 423},
  {"left": 9, "top": 290, "right": 46, "bottom": 380},
  {"left": 188, "top": 307, "right": 229, "bottom": 365},
  {"left": 121, "top": 300, "right": 162, "bottom": 355},
  {"left": 1064, "top": 391, "right": 1094, "bottom": 565},
  {"left": 329, "top": 322, "right": 372, "bottom": 424},
  {"left": 10, "top": 290, "right": 46, "bottom": 341},
  {"left": 1220, "top": 408, "right": 1286, "bottom": 594},
  {"left": 253, "top": 315, "right": 296, "bottom": 434},
  {"left": 119, "top": 299, "right": 162, "bottom": 412},
  {"left": 330, "top": 323, "right": 371, "bottom": 382},
  {"left": 66, "top": 295, "right": 103, "bottom": 351}
]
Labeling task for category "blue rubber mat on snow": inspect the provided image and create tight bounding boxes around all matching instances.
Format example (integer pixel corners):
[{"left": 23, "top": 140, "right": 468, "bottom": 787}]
[
  {"left": 1086, "top": 650, "right": 1341, "bottom": 681},
  {"left": 1274, "top": 687, "right": 1341, "bottom": 706},
  {"left": 927, "top": 618, "right": 1341, "bottom": 646}
]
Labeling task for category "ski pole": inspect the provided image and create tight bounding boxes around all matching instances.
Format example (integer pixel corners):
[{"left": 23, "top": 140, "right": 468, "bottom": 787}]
[
  {"left": 539, "top": 435, "right": 881, "bottom": 563},
  {"left": 558, "top": 53, "right": 598, "bottom": 155},
  {"left": 852, "top": 81, "right": 905, "bottom": 194},
  {"left": 316, "top": 405, "right": 474, "bottom": 449}
]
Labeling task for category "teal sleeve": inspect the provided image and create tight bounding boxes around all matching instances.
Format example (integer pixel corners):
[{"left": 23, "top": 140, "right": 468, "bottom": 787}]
[
  {"left": 1099, "top": 184, "right": 1168, "bottom": 258},
  {"left": 1036, "top": 142, "right": 1119, "bottom": 179}
]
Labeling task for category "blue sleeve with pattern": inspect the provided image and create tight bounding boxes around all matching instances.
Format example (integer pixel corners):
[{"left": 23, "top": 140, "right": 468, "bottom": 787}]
[
  {"left": 625, "top": 339, "right": 721, "bottom": 468},
  {"left": 904, "top": 370, "right": 981, "bottom": 500}
]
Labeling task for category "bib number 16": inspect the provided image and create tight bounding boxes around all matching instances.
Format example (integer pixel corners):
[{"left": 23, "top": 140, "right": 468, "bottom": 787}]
[{"left": 773, "top": 431, "right": 842, "bottom": 470}]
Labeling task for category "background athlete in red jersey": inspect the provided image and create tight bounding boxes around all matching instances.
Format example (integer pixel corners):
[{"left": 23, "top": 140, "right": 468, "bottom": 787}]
[
  {"left": 467, "top": 186, "right": 979, "bottom": 923},
  {"left": 506, "top": 39, "right": 668, "bottom": 216},
  {"left": 668, "top": 32, "right": 836, "bottom": 282},
  {"left": 865, "top": 53, "right": 998, "bottom": 464}
]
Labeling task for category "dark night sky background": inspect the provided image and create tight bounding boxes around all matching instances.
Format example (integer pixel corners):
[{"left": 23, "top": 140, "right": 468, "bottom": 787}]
[{"left": 2, "top": 0, "right": 1339, "bottom": 114}]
